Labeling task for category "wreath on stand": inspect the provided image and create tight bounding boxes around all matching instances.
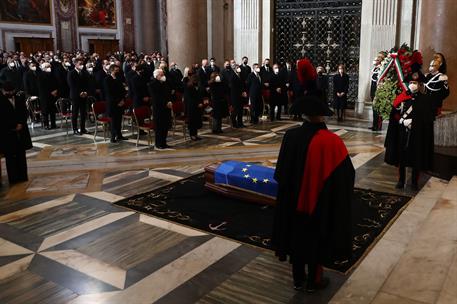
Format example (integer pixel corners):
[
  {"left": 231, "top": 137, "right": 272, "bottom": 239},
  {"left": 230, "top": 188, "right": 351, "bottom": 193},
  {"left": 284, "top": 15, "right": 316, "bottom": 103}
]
[{"left": 373, "top": 43, "right": 423, "bottom": 119}]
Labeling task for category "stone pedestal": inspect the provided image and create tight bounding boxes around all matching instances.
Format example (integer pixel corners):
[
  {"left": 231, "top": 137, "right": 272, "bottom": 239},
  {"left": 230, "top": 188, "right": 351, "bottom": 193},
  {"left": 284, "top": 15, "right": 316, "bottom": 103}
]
[
  {"left": 167, "top": 0, "right": 207, "bottom": 68},
  {"left": 418, "top": 0, "right": 457, "bottom": 111}
]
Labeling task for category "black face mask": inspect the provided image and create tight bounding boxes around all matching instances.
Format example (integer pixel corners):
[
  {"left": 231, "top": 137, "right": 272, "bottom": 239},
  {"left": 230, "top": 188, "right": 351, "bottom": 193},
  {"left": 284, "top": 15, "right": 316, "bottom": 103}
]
[
  {"left": 225, "top": 65, "right": 230, "bottom": 69},
  {"left": 243, "top": 61, "right": 248, "bottom": 65}
]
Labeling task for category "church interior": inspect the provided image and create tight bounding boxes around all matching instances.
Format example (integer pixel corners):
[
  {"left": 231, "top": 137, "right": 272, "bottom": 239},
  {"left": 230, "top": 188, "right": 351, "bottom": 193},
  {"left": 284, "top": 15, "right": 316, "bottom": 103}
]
[{"left": 0, "top": 0, "right": 456, "bottom": 303}]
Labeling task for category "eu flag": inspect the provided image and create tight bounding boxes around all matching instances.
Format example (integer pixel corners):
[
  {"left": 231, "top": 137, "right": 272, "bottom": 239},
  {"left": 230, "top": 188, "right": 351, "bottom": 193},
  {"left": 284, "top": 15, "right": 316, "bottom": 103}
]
[{"left": 214, "top": 161, "right": 278, "bottom": 198}]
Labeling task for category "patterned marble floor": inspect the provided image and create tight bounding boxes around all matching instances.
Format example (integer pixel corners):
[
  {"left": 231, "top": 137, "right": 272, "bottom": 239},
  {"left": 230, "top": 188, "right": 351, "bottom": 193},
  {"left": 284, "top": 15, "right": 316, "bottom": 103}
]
[{"left": 0, "top": 109, "right": 439, "bottom": 303}]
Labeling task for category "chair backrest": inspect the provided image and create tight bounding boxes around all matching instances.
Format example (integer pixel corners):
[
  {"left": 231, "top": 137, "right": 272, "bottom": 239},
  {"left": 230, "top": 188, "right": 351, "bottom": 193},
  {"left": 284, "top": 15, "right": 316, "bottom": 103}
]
[
  {"left": 56, "top": 98, "right": 72, "bottom": 115},
  {"left": 133, "top": 106, "right": 152, "bottom": 126},
  {"left": 172, "top": 100, "right": 185, "bottom": 115},
  {"left": 92, "top": 101, "right": 107, "bottom": 117}
]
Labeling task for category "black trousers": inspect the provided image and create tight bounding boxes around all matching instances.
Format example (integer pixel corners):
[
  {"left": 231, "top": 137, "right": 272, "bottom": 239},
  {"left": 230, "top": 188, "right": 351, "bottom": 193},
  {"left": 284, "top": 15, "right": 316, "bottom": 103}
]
[
  {"left": 270, "top": 104, "right": 282, "bottom": 121},
  {"left": 155, "top": 125, "right": 168, "bottom": 147},
  {"left": 231, "top": 103, "right": 243, "bottom": 127},
  {"left": 212, "top": 117, "right": 222, "bottom": 132},
  {"left": 292, "top": 259, "right": 323, "bottom": 286},
  {"left": 42, "top": 103, "right": 56, "bottom": 128},
  {"left": 72, "top": 98, "right": 87, "bottom": 131},
  {"left": 188, "top": 127, "right": 198, "bottom": 137},
  {"left": 110, "top": 108, "right": 123, "bottom": 139},
  {"left": 4, "top": 145, "right": 28, "bottom": 184},
  {"left": 399, "top": 165, "right": 419, "bottom": 185}
]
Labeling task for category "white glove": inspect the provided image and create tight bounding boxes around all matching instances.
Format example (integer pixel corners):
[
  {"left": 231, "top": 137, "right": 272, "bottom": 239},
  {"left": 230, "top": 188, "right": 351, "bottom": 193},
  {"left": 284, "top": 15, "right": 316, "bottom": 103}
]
[
  {"left": 439, "top": 74, "right": 448, "bottom": 81},
  {"left": 31, "top": 96, "right": 38, "bottom": 100},
  {"left": 403, "top": 118, "right": 412, "bottom": 129}
]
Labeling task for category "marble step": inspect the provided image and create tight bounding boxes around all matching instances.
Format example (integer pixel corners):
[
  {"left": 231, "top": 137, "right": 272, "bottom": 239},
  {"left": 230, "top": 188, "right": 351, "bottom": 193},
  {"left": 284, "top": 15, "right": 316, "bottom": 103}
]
[{"left": 330, "top": 177, "right": 450, "bottom": 304}]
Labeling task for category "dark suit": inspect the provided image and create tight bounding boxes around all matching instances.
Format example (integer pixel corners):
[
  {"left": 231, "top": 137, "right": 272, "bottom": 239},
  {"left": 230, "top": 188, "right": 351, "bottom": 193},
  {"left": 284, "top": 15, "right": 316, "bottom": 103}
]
[
  {"left": 270, "top": 72, "right": 288, "bottom": 120},
  {"left": 247, "top": 72, "right": 263, "bottom": 123},
  {"left": 95, "top": 70, "right": 109, "bottom": 101},
  {"left": 23, "top": 70, "right": 39, "bottom": 97},
  {"left": 229, "top": 73, "right": 245, "bottom": 127},
  {"left": 197, "top": 67, "right": 210, "bottom": 99},
  {"left": 0, "top": 92, "right": 32, "bottom": 184},
  {"left": 333, "top": 73, "right": 349, "bottom": 110},
  {"left": 0, "top": 67, "right": 22, "bottom": 90},
  {"left": 37, "top": 70, "right": 58, "bottom": 128},
  {"left": 54, "top": 65, "right": 70, "bottom": 98},
  {"left": 104, "top": 75, "right": 126, "bottom": 140},
  {"left": 68, "top": 69, "right": 89, "bottom": 131},
  {"left": 131, "top": 73, "right": 149, "bottom": 108},
  {"left": 148, "top": 79, "right": 172, "bottom": 148}
]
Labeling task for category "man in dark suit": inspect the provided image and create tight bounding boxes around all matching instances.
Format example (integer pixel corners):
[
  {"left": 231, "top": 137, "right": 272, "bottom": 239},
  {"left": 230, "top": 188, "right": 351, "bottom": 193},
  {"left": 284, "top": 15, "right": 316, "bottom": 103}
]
[
  {"left": 96, "top": 61, "right": 111, "bottom": 101},
  {"left": 240, "top": 56, "right": 251, "bottom": 84},
  {"left": 229, "top": 65, "right": 247, "bottom": 128},
  {"left": 131, "top": 64, "right": 150, "bottom": 108},
  {"left": 23, "top": 62, "right": 40, "bottom": 99},
  {"left": 208, "top": 58, "right": 220, "bottom": 74},
  {"left": 148, "top": 69, "right": 173, "bottom": 149},
  {"left": 68, "top": 59, "right": 89, "bottom": 135},
  {"left": 169, "top": 62, "right": 184, "bottom": 95},
  {"left": 197, "top": 59, "right": 210, "bottom": 99},
  {"left": 0, "top": 59, "right": 22, "bottom": 90},
  {"left": 246, "top": 63, "right": 263, "bottom": 124},
  {"left": 37, "top": 62, "right": 58, "bottom": 129},
  {"left": 0, "top": 82, "right": 32, "bottom": 184},
  {"left": 270, "top": 64, "right": 288, "bottom": 121},
  {"left": 104, "top": 64, "right": 127, "bottom": 143},
  {"left": 54, "top": 58, "right": 72, "bottom": 99}
]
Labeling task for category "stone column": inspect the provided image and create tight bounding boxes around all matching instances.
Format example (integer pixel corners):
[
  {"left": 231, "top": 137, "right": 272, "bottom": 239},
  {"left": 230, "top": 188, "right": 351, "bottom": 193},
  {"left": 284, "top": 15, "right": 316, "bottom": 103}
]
[
  {"left": 134, "top": 0, "right": 161, "bottom": 53},
  {"left": 209, "top": 0, "right": 234, "bottom": 63},
  {"left": 167, "top": 0, "right": 207, "bottom": 68},
  {"left": 357, "top": 0, "right": 399, "bottom": 115},
  {"left": 418, "top": 0, "right": 457, "bottom": 111},
  {"left": 121, "top": 0, "right": 135, "bottom": 51},
  {"left": 234, "top": 0, "right": 260, "bottom": 63}
]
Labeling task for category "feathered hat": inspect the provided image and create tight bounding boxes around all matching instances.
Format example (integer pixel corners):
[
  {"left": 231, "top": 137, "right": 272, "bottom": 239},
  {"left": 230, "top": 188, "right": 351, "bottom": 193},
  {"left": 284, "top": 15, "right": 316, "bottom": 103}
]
[{"left": 296, "top": 58, "right": 317, "bottom": 90}]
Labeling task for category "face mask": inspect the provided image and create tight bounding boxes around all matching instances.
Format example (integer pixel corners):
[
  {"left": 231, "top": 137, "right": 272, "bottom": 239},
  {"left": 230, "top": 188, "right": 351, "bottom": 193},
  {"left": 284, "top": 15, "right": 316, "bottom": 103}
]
[
  {"left": 255, "top": 68, "right": 260, "bottom": 73},
  {"left": 87, "top": 67, "right": 93, "bottom": 73},
  {"left": 160, "top": 75, "right": 166, "bottom": 82},
  {"left": 76, "top": 65, "right": 83, "bottom": 71},
  {"left": 408, "top": 83, "right": 418, "bottom": 93},
  {"left": 373, "top": 60, "right": 378, "bottom": 65},
  {"left": 64, "top": 62, "right": 71, "bottom": 67},
  {"left": 225, "top": 65, "right": 230, "bottom": 69},
  {"left": 215, "top": 76, "right": 221, "bottom": 82},
  {"left": 429, "top": 66, "right": 437, "bottom": 73},
  {"left": 243, "top": 60, "right": 248, "bottom": 65},
  {"left": 236, "top": 67, "right": 241, "bottom": 73},
  {"left": 273, "top": 68, "right": 279, "bottom": 74},
  {"left": 8, "top": 62, "right": 15, "bottom": 68},
  {"left": 45, "top": 67, "right": 52, "bottom": 73},
  {"left": 105, "top": 65, "right": 111, "bottom": 71},
  {"left": 338, "top": 69, "right": 344, "bottom": 73},
  {"left": 210, "top": 62, "right": 215, "bottom": 66},
  {"left": 30, "top": 66, "right": 36, "bottom": 71},
  {"left": 265, "top": 62, "right": 270, "bottom": 66}
]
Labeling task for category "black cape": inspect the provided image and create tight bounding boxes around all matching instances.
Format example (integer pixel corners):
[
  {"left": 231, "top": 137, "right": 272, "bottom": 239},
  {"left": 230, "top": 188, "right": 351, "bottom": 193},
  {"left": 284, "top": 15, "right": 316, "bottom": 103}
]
[{"left": 273, "top": 121, "right": 354, "bottom": 267}]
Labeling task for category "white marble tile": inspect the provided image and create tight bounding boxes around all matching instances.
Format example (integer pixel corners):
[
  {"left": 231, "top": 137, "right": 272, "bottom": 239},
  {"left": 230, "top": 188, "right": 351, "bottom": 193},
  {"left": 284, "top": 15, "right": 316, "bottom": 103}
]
[
  {"left": 441, "top": 176, "right": 457, "bottom": 203},
  {"left": 83, "top": 191, "right": 125, "bottom": 203},
  {"left": 382, "top": 209, "right": 429, "bottom": 246},
  {"left": 330, "top": 238, "right": 406, "bottom": 304},
  {"left": 38, "top": 212, "right": 134, "bottom": 252},
  {"left": 372, "top": 292, "right": 426, "bottom": 304},
  {"left": 0, "top": 194, "right": 75, "bottom": 223},
  {"left": 79, "top": 237, "right": 240, "bottom": 304},
  {"left": 334, "top": 129, "right": 348, "bottom": 136},
  {"left": 0, "top": 254, "right": 34, "bottom": 280},
  {"left": 103, "top": 170, "right": 147, "bottom": 184},
  {"left": 139, "top": 214, "right": 206, "bottom": 237},
  {"left": 148, "top": 170, "right": 184, "bottom": 182},
  {"left": 41, "top": 250, "right": 126, "bottom": 289},
  {"left": 350, "top": 151, "right": 383, "bottom": 170},
  {"left": 245, "top": 132, "right": 276, "bottom": 142},
  {"left": 32, "top": 142, "right": 52, "bottom": 148},
  {"left": 436, "top": 249, "right": 457, "bottom": 304},
  {"left": 217, "top": 142, "right": 239, "bottom": 147},
  {"left": 243, "top": 142, "right": 260, "bottom": 146},
  {"left": 68, "top": 292, "right": 122, "bottom": 304},
  {"left": 0, "top": 238, "right": 33, "bottom": 256}
]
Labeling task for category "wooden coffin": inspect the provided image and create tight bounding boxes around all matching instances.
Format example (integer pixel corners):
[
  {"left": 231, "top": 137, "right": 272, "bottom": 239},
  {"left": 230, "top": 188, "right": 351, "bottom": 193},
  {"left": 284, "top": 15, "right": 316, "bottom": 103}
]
[{"left": 204, "top": 163, "right": 277, "bottom": 206}]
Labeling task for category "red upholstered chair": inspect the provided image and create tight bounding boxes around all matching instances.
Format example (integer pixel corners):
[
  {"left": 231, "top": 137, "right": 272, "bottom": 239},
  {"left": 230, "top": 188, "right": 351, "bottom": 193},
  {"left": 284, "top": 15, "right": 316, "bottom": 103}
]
[
  {"left": 171, "top": 99, "right": 187, "bottom": 138},
  {"left": 133, "top": 106, "right": 155, "bottom": 147},
  {"left": 92, "top": 101, "right": 111, "bottom": 141},
  {"left": 56, "top": 98, "right": 72, "bottom": 135}
]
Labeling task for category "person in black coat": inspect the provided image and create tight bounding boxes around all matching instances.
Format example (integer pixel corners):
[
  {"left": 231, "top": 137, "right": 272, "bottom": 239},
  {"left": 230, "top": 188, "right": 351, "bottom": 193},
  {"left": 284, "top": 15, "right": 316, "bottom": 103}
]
[
  {"left": 273, "top": 94, "right": 354, "bottom": 292},
  {"left": 208, "top": 58, "right": 220, "bottom": 74},
  {"left": 316, "top": 66, "right": 329, "bottom": 105},
  {"left": 169, "top": 62, "right": 184, "bottom": 94},
  {"left": 270, "top": 64, "right": 288, "bottom": 121},
  {"left": 126, "top": 62, "right": 138, "bottom": 100},
  {"left": 0, "top": 60, "right": 22, "bottom": 90},
  {"left": 95, "top": 63, "right": 110, "bottom": 101},
  {"left": 370, "top": 58, "right": 382, "bottom": 131},
  {"left": 68, "top": 59, "right": 89, "bottom": 134},
  {"left": 85, "top": 62, "right": 98, "bottom": 99},
  {"left": 240, "top": 57, "right": 252, "bottom": 83},
  {"left": 384, "top": 73, "right": 434, "bottom": 190},
  {"left": 104, "top": 65, "right": 127, "bottom": 143},
  {"left": 0, "top": 82, "right": 32, "bottom": 184},
  {"left": 148, "top": 69, "right": 173, "bottom": 149},
  {"left": 184, "top": 74, "right": 203, "bottom": 140},
  {"left": 23, "top": 62, "right": 40, "bottom": 98},
  {"left": 333, "top": 64, "right": 350, "bottom": 121},
  {"left": 246, "top": 63, "right": 263, "bottom": 124},
  {"left": 229, "top": 65, "right": 247, "bottom": 128},
  {"left": 37, "top": 62, "right": 58, "bottom": 129},
  {"left": 131, "top": 64, "right": 150, "bottom": 108},
  {"left": 209, "top": 72, "right": 228, "bottom": 133},
  {"left": 197, "top": 59, "right": 210, "bottom": 99},
  {"left": 54, "top": 59, "right": 72, "bottom": 99}
]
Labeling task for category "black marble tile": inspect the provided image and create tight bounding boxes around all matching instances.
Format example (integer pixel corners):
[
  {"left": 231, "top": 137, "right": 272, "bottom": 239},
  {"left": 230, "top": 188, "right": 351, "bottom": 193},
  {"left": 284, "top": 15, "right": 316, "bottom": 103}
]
[
  {"left": 29, "top": 254, "right": 120, "bottom": 294},
  {"left": 0, "top": 223, "right": 43, "bottom": 252},
  {"left": 0, "top": 254, "right": 31, "bottom": 267},
  {"left": 73, "top": 194, "right": 126, "bottom": 212}
]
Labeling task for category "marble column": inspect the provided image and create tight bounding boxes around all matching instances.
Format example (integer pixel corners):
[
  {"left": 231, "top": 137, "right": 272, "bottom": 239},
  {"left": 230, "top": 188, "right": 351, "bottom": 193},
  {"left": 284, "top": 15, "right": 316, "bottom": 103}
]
[
  {"left": 418, "top": 0, "right": 457, "bottom": 111},
  {"left": 234, "top": 0, "right": 260, "bottom": 63},
  {"left": 167, "top": 0, "right": 207, "bottom": 68},
  {"left": 357, "top": 0, "right": 399, "bottom": 115},
  {"left": 134, "top": 0, "right": 161, "bottom": 53},
  {"left": 208, "top": 0, "right": 234, "bottom": 63},
  {"left": 121, "top": 0, "right": 135, "bottom": 51}
]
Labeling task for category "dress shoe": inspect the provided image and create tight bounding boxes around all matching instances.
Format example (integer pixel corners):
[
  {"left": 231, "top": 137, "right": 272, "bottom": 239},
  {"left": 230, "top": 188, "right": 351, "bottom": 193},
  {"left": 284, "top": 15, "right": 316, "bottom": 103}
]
[
  {"left": 117, "top": 136, "right": 128, "bottom": 141},
  {"left": 73, "top": 130, "right": 80, "bottom": 135},
  {"left": 110, "top": 138, "right": 117, "bottom": 143},
  {"left": 80, "top": 129, "right": 89, "bottom": 134},
  {"left": 239, "top": 124, "right": 246, "bottom": 128},
  {"left": 306, "top": 277, "right": 329, "bottom": 293}
]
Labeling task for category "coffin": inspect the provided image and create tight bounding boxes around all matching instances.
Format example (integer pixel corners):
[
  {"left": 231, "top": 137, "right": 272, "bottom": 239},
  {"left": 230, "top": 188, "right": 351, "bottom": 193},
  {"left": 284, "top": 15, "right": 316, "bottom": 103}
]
[{"left": 204, "top": 161, "right": 277, "bottom": 206}]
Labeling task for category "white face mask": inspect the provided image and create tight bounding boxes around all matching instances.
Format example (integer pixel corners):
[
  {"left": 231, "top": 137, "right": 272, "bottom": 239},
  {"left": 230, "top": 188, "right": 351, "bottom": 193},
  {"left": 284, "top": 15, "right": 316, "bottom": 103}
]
[
  {"left": 236, "top": 67, "right": 241, "bottom": 73},
  {"left": 87, "top": 67, "right": 93, "bottom": 73},
  {"left": 76, "top": 65, "right": 83, "bottom": 71},
  {"left": 210, "top": 62, "right": 215, "bottom": 66},
  {"left": 160, "top": 75, "right": 166, "bottom": 82},
  {"left": 64, "top": 62, "right": 71, "bottom": 67},
  {"left": 104, "top": 65, "right": 111, "bottom": 71},
  {"left": 8, "top": 62, "right": 15, "bottom": 68},
  {"left": 30, "top": 66, "right": 36, "bottom": 71},
  {"left": 215, "top": 76, "right": 221, "bottom": 82},
  {"left": 273, "top": 68, "right": 279, "bottom": 74},
  {"left": 45, "top": 67, "right": 52, "bottom": 73},
  {"left": 373, "top": 60, "right": 378, "bottom": 65},
  {"left": 429, "top": 66, "right": 437, "bottom": 73},
  {"left": 408, "top": 83, "right": 418, "bottom": 93},
  {"left": 338, "top": 69, "right": 344, "bottom": 73},
  {"left": 255, "top": 67, "right": 260, "bottom": 73}
]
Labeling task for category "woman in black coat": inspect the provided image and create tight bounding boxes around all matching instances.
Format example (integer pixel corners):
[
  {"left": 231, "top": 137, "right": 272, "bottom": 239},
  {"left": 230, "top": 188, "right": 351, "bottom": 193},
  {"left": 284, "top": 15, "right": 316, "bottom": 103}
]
[
  {"left": 209, "top": 72, "right": 229, "bottom": 133},
  {"left": 184, "top": 74, "right": 203, "bottom": 140},
  {"left": 333, "top": 64, "right": 350, "bottom": 121},
  {"left": 0, "top": 82, "right": 32, "bottom": 185}
]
